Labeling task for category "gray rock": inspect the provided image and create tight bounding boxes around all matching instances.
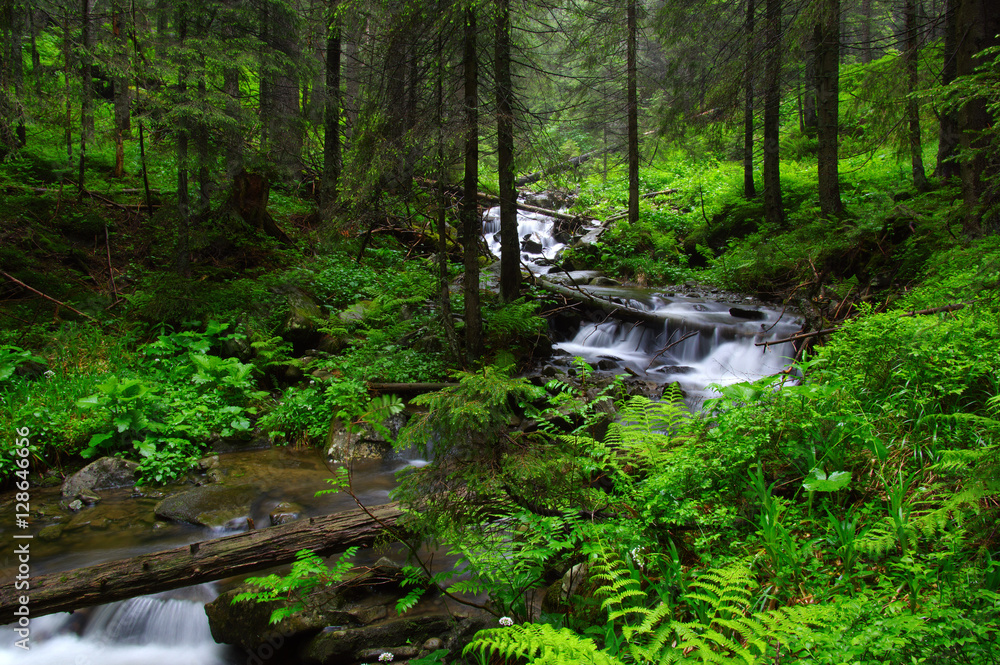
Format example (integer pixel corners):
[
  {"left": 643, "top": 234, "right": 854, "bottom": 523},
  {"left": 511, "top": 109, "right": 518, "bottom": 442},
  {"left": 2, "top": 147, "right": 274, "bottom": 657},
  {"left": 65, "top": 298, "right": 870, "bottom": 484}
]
[
  {"left": 521, "top": 237, "right": 544, "bottom": 254},
  {"left": 281, "top": 285, "right": 324, "bottom": 334},
  {"left": 153, "top": 483, "right": 258, "bottom": 527},
  {"left": 326, "top": 412, "right": 409, "bottom": 464},
  {"left": 198, "top": 455, "right": 220, "bottom": 470},
  {"left": 38, "top": 524, "right": 64, "bottom": 542},
  {"left": 61, "top": 457, "right": 140, "bottom": 503},
  {"left": 301, "top": 616, "right": 453, "bottom": 664},
  {"left": 338, "top": 300, "right": 376, "bottom": 323},
  {"left": 269, "top": 501, "right": 303, "bottom": 526},
  {"left": 357, "top": 645, "right": 419, "bottom": 661},
  {"left": 589, "top": 276, "right": 621, "bottom": 287},
  {"left": 729, "top": 306, "right": 766, "bottom": 321},
  {"left": 206, "top": 584, "right": 331, "bottom": 652}
]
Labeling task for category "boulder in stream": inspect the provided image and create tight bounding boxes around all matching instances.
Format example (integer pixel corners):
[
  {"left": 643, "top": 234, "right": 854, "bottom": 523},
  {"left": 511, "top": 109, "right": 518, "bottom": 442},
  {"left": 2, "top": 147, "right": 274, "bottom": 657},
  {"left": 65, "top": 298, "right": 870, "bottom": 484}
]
[
  {"left": 153, "top": 483, "right": 258, "bottom": 528},
  {"left": 61, "top": 457, "right": 140, "bottom": 507},
  {"left": 326, "top": 412, "right": 409, "bottom": 464}
]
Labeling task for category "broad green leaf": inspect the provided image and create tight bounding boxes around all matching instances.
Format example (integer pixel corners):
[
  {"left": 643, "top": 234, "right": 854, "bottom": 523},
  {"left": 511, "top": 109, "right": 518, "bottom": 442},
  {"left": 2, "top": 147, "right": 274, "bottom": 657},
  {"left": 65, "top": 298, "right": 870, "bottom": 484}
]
[{"left": 804, "top": 468, "right": 852, "bottom": 492}]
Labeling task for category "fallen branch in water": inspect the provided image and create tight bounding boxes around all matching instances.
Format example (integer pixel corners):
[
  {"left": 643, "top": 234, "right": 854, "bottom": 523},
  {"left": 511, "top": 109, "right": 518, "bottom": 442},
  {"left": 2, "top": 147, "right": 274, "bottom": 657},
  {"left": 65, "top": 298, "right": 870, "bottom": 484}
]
[
  {"left": 0, "top": 502, "right": 404, "bottom": 619},
  {"left": 645, "top": 330, "right": 699, "bottom": 370}
]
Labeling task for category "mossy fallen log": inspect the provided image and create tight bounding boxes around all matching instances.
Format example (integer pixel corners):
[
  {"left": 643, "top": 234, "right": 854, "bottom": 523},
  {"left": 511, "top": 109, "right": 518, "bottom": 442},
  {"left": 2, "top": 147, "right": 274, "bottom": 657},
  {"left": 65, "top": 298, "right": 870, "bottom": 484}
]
[{"left": 0, "top": 502, "right": 403, "bottom": 619}]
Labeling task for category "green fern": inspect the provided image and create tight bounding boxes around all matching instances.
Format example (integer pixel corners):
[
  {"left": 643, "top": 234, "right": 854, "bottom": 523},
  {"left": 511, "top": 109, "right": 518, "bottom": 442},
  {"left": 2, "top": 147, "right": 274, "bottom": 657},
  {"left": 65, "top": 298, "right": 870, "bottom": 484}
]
[{"left": 463, "top": 623, "right": 624, "bottom": 665}]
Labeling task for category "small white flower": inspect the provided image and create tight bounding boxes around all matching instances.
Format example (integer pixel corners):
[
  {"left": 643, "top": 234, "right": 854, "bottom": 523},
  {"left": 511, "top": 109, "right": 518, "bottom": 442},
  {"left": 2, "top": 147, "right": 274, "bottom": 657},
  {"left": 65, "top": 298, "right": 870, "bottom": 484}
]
[
  {"left": 499, "top": 616, "right": 514, "bottom": 627},
  {"left": 43, "top": 369, "right": 55, "bottom": 379},
  {"left": 378, "top": 653, "right": 394, "bottom": 662}
]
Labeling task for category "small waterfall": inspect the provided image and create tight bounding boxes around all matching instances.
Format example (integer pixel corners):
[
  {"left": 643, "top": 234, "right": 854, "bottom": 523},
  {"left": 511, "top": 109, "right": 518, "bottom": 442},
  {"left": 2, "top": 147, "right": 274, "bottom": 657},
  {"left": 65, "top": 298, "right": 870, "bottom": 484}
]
[
  {"left": 483, "top": 203, "right": 571, "bottom": 273},
  {"left": 483, "top": 197, "right": 802, "bottom": 402},
  {"left": 0, "top": 586, "right": 231, "bottom": 665},
  {"left": 554, "top": 296, "right": 800, "bottom": 406}
]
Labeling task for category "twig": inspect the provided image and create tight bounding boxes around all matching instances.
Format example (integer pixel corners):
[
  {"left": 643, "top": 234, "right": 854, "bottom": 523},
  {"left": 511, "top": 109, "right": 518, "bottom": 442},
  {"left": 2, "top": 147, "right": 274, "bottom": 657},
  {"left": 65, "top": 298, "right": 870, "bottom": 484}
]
[
  {"left": 104, "top": 224, "right": 118, "bottom": 301},
  {"left": 899, "top": 303, "right": 967, "bottom": 317},
  {"left": 645, "top": 330, "right": 698, "bottom": 370},
  {"left": 756, "top": 328, "right": 839, "bottom": 348},
  {"left": 1, "top": 271, "right": 97, "bottom": 322}
]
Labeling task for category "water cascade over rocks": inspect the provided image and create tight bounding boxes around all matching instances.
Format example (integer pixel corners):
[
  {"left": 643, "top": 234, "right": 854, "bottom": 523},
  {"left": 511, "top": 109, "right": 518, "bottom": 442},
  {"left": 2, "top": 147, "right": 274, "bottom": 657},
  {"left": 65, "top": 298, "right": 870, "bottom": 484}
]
[
  {"left": 484, "top": 198, "right": 802, "bottom": 405},
  {"left": 0, "top": 197, "right": 800, "bottom": 665},
  {"left": 0, "top": 586, "right": 232, "bottom": 665}
]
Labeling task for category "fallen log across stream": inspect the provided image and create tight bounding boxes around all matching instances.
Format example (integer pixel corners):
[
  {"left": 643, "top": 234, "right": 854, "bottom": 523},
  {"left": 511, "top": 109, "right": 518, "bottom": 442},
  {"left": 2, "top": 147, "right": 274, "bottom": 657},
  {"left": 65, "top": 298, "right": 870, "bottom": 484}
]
[
  {"left": 0, "top": 502, "right": 403, "bottom": 619},
  {"left": 533, "top": 277, "right": 670, "bottom": 327}
]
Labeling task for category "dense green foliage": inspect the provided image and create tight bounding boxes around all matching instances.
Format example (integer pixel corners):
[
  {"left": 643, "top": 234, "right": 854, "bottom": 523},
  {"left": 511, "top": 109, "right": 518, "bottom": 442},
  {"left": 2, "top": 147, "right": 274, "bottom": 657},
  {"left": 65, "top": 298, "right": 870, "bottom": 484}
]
[{"left": 2, "top": 1, "right": 999, "bottom": 660}]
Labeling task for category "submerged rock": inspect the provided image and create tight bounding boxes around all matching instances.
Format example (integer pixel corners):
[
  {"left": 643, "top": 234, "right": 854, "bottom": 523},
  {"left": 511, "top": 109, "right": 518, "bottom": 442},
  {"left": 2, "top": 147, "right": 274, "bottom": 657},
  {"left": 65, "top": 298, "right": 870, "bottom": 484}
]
[
  {"left": 301, "top": 615, "right": 453, "bottom": 665},
  {"left": 153, "top": 483, "right": 258, "bottom": 527}
]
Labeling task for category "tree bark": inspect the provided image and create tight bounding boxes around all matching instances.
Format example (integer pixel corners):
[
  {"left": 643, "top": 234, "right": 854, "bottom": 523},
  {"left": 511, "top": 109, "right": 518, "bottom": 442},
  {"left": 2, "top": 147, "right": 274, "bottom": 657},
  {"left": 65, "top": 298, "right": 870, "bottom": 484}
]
[
  {"left": 905, "top": 0, "right": 929, "bottom": 191},
  {"left": 743, "top": 0, "right": 757, "bottom": 200},
  {"left": 435, "top": 3, "right": 462, "bottom": 367},
  {"left": 222, "top": 0, "right": 243, "bottom": 180},
  {"left": 80, "top": 0, "right": 94, "bottom": 143},
  {"left": 802, "top": 32, "right": 818, "bottom": 134},
  {"left": 496, "top": 0, "right": 520, "bottom": 303},
  {"left": 626, "top": 0, "right": 639, "bottom": 225},
  {"left": 462, "top": 4, "right": 483, "bottom": 362},
  {"left": 955, "top": 0, "right": 1000, "bottom": 235},
  {"left": 176, "top": 7, "right": 190, "bottom": 275},
  {"left": 815, "top": 0, "right": 843, "bottom": 217},
  {"left": 8, "top": 1, "right": 27, "bottom": 148},
  {"left": 112, "top": 0, "right": 130, "bottom": 178},
  {"left": 321, "top": 3, "right": 342, "bottom": 211},
  {"left": 0, "top": 503, "right": 403, "bottom": 620},
  {"left": 860, "top": 0, "right": 873, "bottom": 63},
  {"left": 934, "top": 0, "right": 960, "bottom": 180},
  {"left": 263, "top": 0, "right": 303, "bottom": 184},
  {"left": 763, "top": 0, "right": 784, "bottom": 225}
]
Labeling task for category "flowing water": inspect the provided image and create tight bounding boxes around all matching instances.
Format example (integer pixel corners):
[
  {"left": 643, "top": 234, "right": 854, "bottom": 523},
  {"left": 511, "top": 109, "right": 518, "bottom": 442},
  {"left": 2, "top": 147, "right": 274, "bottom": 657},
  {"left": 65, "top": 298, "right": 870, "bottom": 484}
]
[
  {"left": 485, "top": 200, "right": 802, "bottom": 405},
  {"left": 2, "top": 202, "right": 798, "bottom": 663}
]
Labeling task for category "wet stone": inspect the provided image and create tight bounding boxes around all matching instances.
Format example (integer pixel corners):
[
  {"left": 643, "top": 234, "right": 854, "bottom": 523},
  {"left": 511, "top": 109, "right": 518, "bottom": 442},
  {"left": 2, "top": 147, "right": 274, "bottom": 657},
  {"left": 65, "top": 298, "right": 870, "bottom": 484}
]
[
  {"left": 269, "top": 501, "right": 304, "bottom": 526},
  {"left": 38, "top": 524, "right": 64, "bottom": 542}
]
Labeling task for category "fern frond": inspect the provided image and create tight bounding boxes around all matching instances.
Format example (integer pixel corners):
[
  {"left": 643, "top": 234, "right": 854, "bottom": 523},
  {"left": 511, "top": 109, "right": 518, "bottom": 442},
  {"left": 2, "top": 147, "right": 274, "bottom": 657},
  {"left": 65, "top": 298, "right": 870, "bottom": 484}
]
[{"left": 464, "top": 623, "right": 624, "bottom": 665}]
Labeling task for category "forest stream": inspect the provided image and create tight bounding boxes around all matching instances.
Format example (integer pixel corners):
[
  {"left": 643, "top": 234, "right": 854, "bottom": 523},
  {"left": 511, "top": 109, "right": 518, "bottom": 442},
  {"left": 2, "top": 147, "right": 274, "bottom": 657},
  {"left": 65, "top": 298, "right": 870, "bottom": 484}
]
[{"left": 1, "top": 202, "right": 802, "bottom": 664}]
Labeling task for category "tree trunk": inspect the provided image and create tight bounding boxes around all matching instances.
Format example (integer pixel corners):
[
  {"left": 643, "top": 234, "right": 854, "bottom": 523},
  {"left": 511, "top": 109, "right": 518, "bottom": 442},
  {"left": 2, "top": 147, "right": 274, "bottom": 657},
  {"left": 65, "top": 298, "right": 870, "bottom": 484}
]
[
  {"left": 80, "top": 0, "right": 94, "bottom": 143},
  {"left": 0, "top": 503, "right": 403, "bottom": 620},
  {"left": 63, "top": 10, "right": 72, "bottom": 161},
  {"left": 955, "top": 0, "right": 1000, "bottom": 235},
  {"left": 176, "top": 8, "right": 190, "bottom": 275},
  {"left": 763, "top": 0, "right": 784, "bottom": 225},
  {"left": 815, "top": 0, "right": 843, "bottom": 217},
  {"left": 29, "top": 2, "right": 42, "bottom": 96},
  {"left": 112, "top": 0, "right": 130, "bottom": 178},
  {"left": 222, "top": 0, "right": 243, "bottom": 180},
  {"left": 496, "top": 0, "right": 520, "bottom": 302},
  {"left": 322, "top": 3, "right": 342, "bottom": 211},
  {"left": 462, "top": 4, "right": 483, "bottom": 362},
  {"left": 743, "top": 0, "right": 757, "bottom": 199},
  {"left": 802, "top": 32, "right": 818, "bottom": 134},
  {"left": 860, "top": 0, "right": 873, "bottom": 63},
  {"left": 435, "top": 4, "right": 461, "bottom": 367},
  {"left": 935, "top": 0, "right": 960, "bottom": 180},
  {"left": 905, "top": 0, "right": 929, "bottom": 191},
  {"left": 263, "top": 0, "right": 303, "bottom": 184},
  {"left": 8, "top": 2, "right": 26, "bottom": 148},
  {"left": 626, "top": 0, "right": 639, "bottom": 225},
  {"left": 130, "top": 0, "right": 154, "bottom": 213}
]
